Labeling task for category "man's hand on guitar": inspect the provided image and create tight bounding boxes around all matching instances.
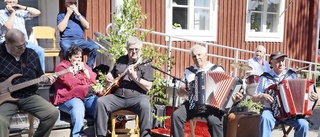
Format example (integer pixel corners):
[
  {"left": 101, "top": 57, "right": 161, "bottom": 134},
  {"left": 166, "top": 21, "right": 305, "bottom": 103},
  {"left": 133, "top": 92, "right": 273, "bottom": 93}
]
[
  {"left": 41, "top": 75, "right": 57, "bottom": 84},
  {"left": 127, "top": 65, "right": 139, "bottom": 82},
  {"left": 105, "top": 72, "right": 114, "bottom": 84}
]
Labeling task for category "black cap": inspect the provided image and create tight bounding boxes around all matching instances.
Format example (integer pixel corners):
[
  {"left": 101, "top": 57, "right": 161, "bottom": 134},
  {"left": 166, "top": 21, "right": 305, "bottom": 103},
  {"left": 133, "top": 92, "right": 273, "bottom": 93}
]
[{"left": 269, "top": 51, "right": 287, "bottom": 61}]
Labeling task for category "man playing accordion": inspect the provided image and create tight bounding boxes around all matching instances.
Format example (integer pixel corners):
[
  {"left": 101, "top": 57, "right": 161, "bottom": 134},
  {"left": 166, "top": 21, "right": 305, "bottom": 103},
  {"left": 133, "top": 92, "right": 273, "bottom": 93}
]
[
  {"left": 251, "top": 51, "right": 318, "bottom": 137},
  {"left": 170, "top": 44, "right": 244, "bottom": 137}
]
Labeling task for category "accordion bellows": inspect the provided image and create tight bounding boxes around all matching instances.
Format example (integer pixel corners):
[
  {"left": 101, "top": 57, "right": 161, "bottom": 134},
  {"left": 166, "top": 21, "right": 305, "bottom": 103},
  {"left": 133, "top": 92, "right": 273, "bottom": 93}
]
[
  {"left": 268, "top": 79, "right": 317, "bottom": 120},
  {"left": 194, "top": 71, "right": 243, "bottom": 111}
]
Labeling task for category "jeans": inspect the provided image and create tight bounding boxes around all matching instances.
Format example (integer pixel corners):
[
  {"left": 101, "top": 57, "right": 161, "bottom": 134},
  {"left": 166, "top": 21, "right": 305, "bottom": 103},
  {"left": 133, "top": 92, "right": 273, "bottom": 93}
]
[
  {"left": 0, "top": 95, "right": 59, "bottom": 137},
  {"left": 59, "top": 95, "right": 98, "bottom": 137},
  {"left": 26, "top": 41, "right": 45, "bottom": 72},
  {"left": 60, "top": 39, "right": 99, "bottom": 68},
  {"left": 260, "top": 109, "right": 309, "bottom": 137}
]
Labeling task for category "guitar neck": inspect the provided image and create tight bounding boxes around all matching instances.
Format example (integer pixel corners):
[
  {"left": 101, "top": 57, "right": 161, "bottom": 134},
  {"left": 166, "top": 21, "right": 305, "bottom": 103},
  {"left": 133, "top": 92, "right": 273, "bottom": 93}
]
[
  {"left": 8, "top": 69, "right": 70, "bottom": 92},
  {"left": 8, "top": 77, "right": 45, "bottom": 92}
]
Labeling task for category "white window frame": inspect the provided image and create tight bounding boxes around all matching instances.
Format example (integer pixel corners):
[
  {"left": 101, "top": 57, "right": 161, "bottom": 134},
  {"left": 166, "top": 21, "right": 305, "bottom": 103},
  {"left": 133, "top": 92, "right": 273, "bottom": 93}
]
[
  {"left": 245, "top": 0, "right": 285, "bottom": 42},
  {"left": 165, "top": 0, "right": 218, "bottom": 41}
]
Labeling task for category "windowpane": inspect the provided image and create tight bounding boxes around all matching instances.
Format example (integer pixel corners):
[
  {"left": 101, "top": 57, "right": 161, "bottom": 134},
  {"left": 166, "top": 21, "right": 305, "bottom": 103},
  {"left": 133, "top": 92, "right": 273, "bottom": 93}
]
[
  {"left": 194, "top": 9, "right": 209, "bottom": 30},
  {"left": 267, "top": 14, "right": 278, "bottom": 32},
  {"left": 267, "top": 2, "right": 279, "bottom": 12},
  {"left": 173, "top": 7, "right": 188, "bottom": 29},
  {"left": 173, "top": 0, "right": 188, "bottom": 5},
  {"left": 250, "top": 12, "right": 262, "bottom": 32},
  {"left": 249, "top": 0, "right": 263, "bottom": 11},
  {"left": 194, "top": 0, "right": 210, "bottom": 7}
]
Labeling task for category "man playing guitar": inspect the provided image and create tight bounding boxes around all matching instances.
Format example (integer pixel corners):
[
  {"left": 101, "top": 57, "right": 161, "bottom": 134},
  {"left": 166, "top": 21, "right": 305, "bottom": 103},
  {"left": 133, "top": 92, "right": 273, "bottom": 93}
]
[
  {"left": 95, "top": 36, "right": 154, "bottom": 137},
  {"left": 0, "top": 29, "right": 58, "bottom": 137}
]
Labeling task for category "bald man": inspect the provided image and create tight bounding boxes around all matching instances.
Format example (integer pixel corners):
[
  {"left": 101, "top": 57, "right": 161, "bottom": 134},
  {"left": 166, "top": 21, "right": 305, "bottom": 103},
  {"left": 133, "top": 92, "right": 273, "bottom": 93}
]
[
  {"left": 246, "top": 45, "right": 271, "bottom": 76},
  {"left": 0, "top": 29, "right": 58, "bottom": 137}
]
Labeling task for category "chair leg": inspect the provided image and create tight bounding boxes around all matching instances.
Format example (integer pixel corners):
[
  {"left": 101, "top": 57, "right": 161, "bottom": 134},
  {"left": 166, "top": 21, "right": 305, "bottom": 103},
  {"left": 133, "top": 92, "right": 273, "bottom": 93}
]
[
  {"left": 190, "top": 120, "right": 197, "bottom": 137},
  {"left": 281, "top": 124, "right": 293, "bottom": 137},
  {"left": 27, "top": 113, "right": 34, "bottom": 137},
  {"left": 111, "top": 113, "right": 116, "bottom": 137},
  {"left": 135, "top": 114, "right": 139, "bottom": 136}
]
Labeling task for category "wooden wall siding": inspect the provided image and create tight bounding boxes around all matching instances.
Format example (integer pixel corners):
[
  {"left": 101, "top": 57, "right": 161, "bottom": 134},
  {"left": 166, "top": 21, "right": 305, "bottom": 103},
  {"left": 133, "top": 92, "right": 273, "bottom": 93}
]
[
  {"left": 59, "top": 0, "right": 319, "bottom": 78},
  {"left": 135, "top": 0, "right": 320, "bottom": 78}
]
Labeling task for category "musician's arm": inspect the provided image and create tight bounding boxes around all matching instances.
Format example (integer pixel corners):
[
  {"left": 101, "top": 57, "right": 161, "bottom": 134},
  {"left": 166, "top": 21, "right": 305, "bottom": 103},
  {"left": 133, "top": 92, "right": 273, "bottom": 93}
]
[
  {"left": 128, "top": 64, "right": 153, "bottom": 91},
  {"left": 132, "top": 77, "right": 153, "bottom": 91},
  {"left": 251, "top": 77, "right": 274, "bottom": 103},
  {"left": 252, "top": 93, "right": 265, "bottom": 102},
  {"left": 177, "top": 83, "right": 188, "bottom": 96},
  {"left": 55, "top": 64, "right": 83, "bottom": 88},
  {"left": 232, "top": 89, "right": 244, "bottom": 102}
]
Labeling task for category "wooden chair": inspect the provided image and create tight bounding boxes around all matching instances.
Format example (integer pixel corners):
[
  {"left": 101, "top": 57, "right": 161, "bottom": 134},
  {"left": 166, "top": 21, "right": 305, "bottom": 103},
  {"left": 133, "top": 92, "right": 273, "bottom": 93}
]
[
  {"left": 276, "top": 123, "right": 293, "bottom": 137},
  {"left": 110, "top": 110, "right": 139, "bottom": 137},
  {"left": 31, "top": 26, "right": 60, "bottom": 73},
  {"left": 190, "top": 117, "right": 206, "bottom": 137}
]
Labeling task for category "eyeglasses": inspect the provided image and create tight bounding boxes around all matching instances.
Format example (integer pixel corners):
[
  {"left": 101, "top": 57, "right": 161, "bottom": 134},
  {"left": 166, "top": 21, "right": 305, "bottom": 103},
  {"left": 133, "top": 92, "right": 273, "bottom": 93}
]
[
  {"left": 10, "top": 42, "right": 27, "bottom": 50},
  {"left": 128, "top": 48, "right": 140, "bottom": 52}
]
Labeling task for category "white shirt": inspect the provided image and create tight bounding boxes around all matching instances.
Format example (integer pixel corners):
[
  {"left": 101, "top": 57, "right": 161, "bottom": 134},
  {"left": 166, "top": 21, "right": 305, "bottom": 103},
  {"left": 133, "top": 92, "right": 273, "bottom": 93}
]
[{"left": 246, "top": 57, "right": 271, "bottom": 76}]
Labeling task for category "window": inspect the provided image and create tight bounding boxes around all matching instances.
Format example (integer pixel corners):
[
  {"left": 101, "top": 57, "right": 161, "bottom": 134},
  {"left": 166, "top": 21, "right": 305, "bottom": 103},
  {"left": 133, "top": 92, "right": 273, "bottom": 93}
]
[
  {"left": 165, "top": 0, "right": 218, "bottom": 41},
  {"left": 245, "top": 0, "right": 285, "bottom": 42}
]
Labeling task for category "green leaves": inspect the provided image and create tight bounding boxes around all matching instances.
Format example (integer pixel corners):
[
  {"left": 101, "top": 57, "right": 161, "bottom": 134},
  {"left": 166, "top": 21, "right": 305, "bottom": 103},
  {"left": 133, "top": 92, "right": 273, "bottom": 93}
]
[{"left": 239, "top": 99, "right": 263, "bottom": 113}]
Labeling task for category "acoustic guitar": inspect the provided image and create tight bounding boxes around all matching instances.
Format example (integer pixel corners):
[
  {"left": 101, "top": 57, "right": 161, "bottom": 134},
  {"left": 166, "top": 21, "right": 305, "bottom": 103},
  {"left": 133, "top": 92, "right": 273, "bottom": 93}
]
[
  {"left": 0, "top": 66, "right": 80, "bottom": 105},
  {"left": 99, "top": 58, "right": 152, "bottom": 96}
]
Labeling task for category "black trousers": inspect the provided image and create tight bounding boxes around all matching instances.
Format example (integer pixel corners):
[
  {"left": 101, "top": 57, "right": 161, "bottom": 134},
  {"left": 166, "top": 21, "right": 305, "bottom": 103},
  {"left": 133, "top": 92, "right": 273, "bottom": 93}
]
[
  {"left": 95, "top": 94, "right": 152, "bottom": 137},
  {"left": 170, "top": 101, "right": 224, "bottom": 137}
]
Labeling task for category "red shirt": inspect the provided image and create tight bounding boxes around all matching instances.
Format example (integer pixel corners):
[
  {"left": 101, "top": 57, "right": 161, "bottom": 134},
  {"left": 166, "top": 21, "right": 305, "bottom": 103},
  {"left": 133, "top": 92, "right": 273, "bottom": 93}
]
[{"left": 52, "top": 60, "right": 97, "bottom": 105}]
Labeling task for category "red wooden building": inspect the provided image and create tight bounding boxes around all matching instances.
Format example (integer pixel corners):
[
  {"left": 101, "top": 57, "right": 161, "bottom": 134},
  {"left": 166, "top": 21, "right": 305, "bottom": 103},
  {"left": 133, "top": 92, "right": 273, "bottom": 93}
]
[{"left": 59, "top": 0, "right": 320, "bottom": 77}]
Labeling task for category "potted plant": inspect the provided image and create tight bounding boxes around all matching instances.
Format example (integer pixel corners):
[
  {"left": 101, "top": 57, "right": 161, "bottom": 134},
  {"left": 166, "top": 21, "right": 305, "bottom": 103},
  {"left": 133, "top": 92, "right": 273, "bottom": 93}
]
[
  {"left": 238, "top": 99, "right": 263, "bottom": 114},
  {"left": 172, "top": 23, "right": 182, "bottom": 29}
]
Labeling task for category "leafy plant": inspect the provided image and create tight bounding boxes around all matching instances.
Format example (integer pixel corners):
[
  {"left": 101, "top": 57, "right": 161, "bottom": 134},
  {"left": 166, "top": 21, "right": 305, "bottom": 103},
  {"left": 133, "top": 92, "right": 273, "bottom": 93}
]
[
  {"left": 239, "top": 99, "right": 263, "bottom": 114},
  {"left": 108, "top": 0, "right": 147, "bottom": 63},
  {"left": 91, "top": 71, "right": 107, "bottom": 93},
  {"left": 172, "top": 23, "right": 181, "bottom": 29}
]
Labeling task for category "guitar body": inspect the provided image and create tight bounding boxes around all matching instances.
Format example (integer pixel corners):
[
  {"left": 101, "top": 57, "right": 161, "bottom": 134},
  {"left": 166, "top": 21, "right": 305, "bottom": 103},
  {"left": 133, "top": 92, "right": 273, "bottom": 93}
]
[
  {"left": 99, "top": 58, "right": 152, "bottom": 96},
  {"left": 102, "top": 76, "right": 124, "bottom": 96},
  {"left": 0, "top": 74, "right": 23, "bottom": 105}
]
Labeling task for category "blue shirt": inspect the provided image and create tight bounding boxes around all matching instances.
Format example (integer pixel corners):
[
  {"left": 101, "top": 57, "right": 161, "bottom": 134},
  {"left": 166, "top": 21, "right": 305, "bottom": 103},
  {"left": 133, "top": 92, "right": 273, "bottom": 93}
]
[
  {"left": 57, "top": 13, "right": 85, "bottom": 40},
  {"left": 246, "top": 57, "right": 271, "bottom": 76},
  {"left": 254, "top": 69, "right": 296, "bottom": 108}
]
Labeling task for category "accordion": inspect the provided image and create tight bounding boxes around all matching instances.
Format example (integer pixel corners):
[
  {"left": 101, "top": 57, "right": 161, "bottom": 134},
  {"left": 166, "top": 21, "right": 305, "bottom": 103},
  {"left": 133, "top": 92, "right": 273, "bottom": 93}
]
[
  {"left": 267, "top": 79, "right": 317, "bottom": 120},
  {"left": 194, "top": 71, "right": 243, "bottom": 111}
]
